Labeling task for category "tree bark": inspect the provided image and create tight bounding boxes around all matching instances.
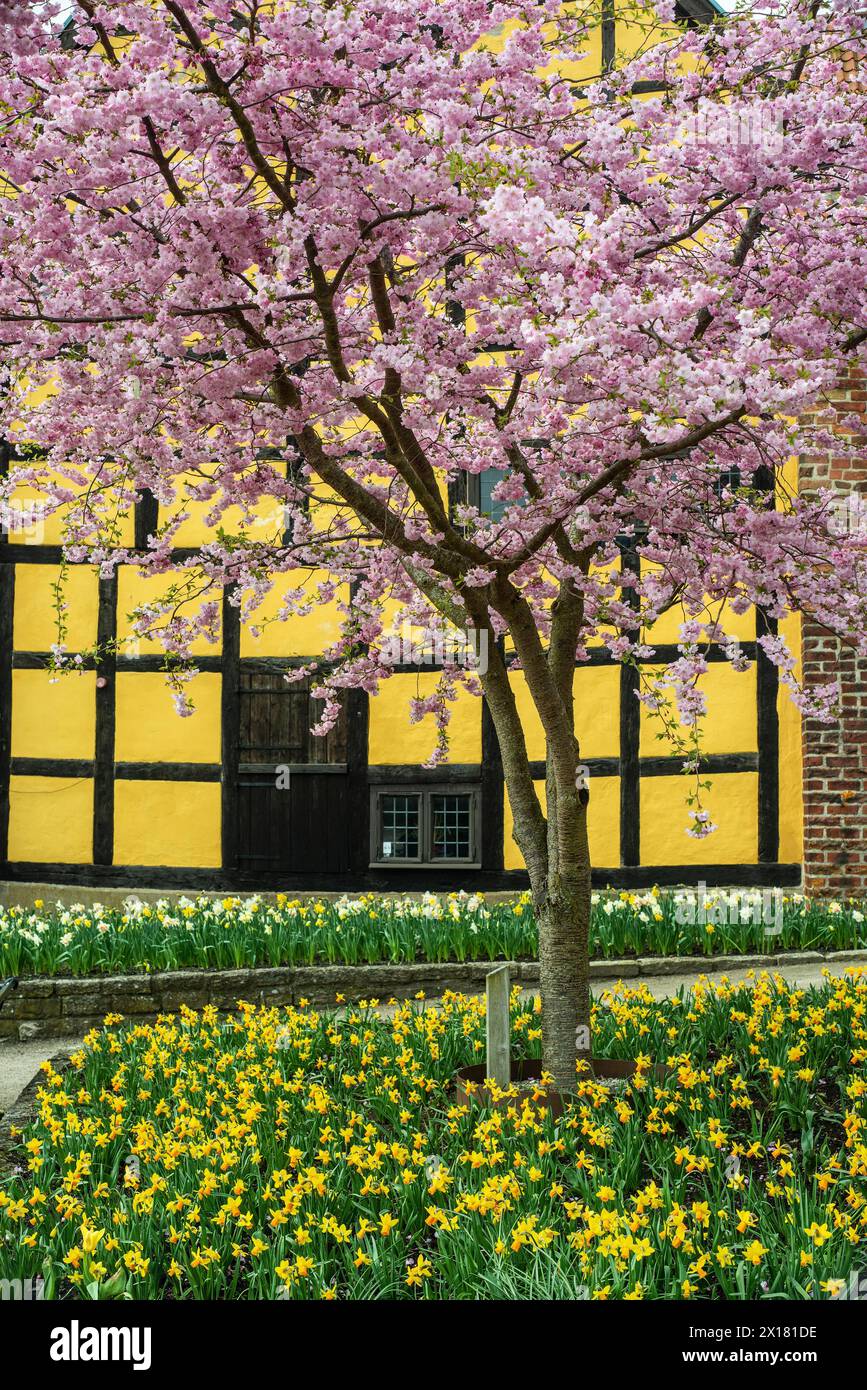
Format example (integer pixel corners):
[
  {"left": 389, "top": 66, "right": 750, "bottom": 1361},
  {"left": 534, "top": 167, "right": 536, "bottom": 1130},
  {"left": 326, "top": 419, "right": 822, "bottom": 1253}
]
[
  {"left": 475, "top": 585, "right": 594, "bottom": 1091},
  {"left": 535, "top": 801, "right": 592, "bottom": 1092}
]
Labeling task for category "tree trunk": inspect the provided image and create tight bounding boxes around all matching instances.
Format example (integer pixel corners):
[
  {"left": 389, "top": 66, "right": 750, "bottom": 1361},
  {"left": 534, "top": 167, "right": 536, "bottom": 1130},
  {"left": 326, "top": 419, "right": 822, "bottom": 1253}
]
[
  {"left": 535, "top": 796, "right": 592, "bottom": 1092},
  {"left": 535, "top": 886, "right": 592, "bottom": 1090},
  {"left": 474, "top": 602, "right": 593, "bottom": 1092}
]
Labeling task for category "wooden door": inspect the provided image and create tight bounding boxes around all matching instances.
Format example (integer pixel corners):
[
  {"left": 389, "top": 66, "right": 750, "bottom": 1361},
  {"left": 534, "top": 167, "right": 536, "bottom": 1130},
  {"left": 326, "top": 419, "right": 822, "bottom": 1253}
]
[{"left": 235, "top": 669, "right": 349, "bottom": 874}]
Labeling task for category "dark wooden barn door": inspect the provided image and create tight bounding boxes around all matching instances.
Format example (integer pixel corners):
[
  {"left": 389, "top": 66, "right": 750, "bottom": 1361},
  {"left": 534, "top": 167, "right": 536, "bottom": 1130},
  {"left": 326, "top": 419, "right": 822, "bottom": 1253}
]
[{"left": 235, "top": 669, "right": 349, "bottom": 874}]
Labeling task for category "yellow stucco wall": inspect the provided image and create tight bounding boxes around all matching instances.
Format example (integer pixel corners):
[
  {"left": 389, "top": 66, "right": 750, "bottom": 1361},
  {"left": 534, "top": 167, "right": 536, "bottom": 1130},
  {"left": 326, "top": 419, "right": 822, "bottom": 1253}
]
[
  {"left": 13, "top": 565, "right": 100, "bottom": 652},
  {"left": 639, "top": 662, "right": 758, "bottom": 757},
  {"left": 778, "top": 612, "right": 805, "bottom": 866},
  {"left": 641, "top": 774, "right": 759, "bottom": 867},
  {"left": 3, "top": 574, "right": 805, "bottom": 874},
  {"left": 115, "top": 672, "right": 221, "bottom": 763},
  {"left": 510, "top": 668, "right": 621, "bottom": 761},
  {"left": 5, "top": 484, "right": 136, "bottom": 550},
  {"left": 116, "top": 567, "right": 222, "bottom": 656},
  {"left": 11, "top": 670, "right": 96, "bottom": 760},
  {"left": 368, "top": 672, "right": 482, "bottom": 764},
  {"left": 113, "top": 781, "right": 221, "bottom": 867},
  {"left": 239, "top": 573, "right": 348, "bottom": 658},
  {"left": 504, "top": 776, "right": 622, "bottom": 869},
  {"left": 8, "top": 777, "right": 94, "bottom": 863},
  {"left": 643, "top": 593, "right": 756, "bottom": 647}
]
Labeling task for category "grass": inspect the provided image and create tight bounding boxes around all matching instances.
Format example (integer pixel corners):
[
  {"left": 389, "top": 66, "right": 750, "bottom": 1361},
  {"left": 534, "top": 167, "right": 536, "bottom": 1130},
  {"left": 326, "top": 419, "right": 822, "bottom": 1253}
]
[
  {"left": 1, "top": 971, "right": 865, "bottom": 1300},
  {"left": 0, "top": 889, "right": 865, "bottom": 979}
]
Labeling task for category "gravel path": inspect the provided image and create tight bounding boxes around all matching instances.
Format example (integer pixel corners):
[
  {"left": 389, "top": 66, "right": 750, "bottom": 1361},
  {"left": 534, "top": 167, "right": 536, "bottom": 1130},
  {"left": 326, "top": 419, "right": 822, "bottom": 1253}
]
[
  {"left": 0, "top": 956, "right": 852, "bottom": 1117},
  {"left": 0, "top": 1034, "right": 86, "bottom": 1117}
]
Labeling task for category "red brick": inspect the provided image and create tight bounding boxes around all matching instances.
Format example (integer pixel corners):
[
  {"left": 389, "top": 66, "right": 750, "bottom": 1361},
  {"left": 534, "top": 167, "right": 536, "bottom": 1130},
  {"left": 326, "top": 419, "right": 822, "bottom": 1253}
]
[{"left": 801, "top": 389, "right": 867, "bottom": 898}]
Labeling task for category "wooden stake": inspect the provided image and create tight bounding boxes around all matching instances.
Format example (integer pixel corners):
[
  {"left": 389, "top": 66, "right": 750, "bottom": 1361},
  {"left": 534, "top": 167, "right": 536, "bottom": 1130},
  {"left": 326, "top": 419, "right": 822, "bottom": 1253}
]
[{"left": 485, "top": 965, "right": 511, "bottom": 1088}]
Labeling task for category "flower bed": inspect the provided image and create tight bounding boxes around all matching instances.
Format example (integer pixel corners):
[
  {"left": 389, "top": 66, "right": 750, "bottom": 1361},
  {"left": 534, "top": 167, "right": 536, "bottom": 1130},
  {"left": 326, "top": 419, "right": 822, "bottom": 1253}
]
[
  {"left": 1, "top": 972, "right": 865, "bottom": 1301},
  {"left": 1, "top": 889, "right": 866, "bottom": 979}
]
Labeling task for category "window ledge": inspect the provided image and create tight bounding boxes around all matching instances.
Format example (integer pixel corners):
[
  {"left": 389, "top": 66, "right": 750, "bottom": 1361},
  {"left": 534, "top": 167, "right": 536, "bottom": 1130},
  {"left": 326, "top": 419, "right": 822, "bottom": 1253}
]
[{"left": 368, "top": 861, "right": 481, "bottom": 871}]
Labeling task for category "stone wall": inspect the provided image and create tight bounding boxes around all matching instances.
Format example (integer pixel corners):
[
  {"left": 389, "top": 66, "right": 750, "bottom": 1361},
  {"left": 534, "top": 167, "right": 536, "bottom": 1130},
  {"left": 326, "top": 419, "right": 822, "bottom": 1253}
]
[
  {"left": 0, "top": 962, "right": 524, "bottom": 1039},
  {"left": 3, "top": 951, "right": 866, "bottom": 1040}
]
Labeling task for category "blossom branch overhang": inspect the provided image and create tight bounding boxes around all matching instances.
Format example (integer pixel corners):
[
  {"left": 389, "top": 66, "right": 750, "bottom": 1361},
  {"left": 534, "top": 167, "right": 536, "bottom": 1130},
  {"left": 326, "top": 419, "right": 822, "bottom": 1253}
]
[{"left": 0, "top": 1, "right": 866, "bottom": 716}]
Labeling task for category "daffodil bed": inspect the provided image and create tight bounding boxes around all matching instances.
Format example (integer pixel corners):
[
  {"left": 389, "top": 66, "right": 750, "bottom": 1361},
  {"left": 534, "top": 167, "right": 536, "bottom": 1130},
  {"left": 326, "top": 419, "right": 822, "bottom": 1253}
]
[
  {"left": 2, "top": 890, "right": 866, "bottom": 979},
  {"left": 1, "top": 971, "right": 866, "bottom": 1301}
]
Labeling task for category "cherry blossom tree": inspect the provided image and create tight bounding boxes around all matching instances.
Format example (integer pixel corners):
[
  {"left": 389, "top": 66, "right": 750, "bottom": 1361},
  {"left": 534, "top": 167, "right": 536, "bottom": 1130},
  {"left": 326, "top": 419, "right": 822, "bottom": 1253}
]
[{"left": 1, "top": 0, "right": 866, "bottom": 1085}]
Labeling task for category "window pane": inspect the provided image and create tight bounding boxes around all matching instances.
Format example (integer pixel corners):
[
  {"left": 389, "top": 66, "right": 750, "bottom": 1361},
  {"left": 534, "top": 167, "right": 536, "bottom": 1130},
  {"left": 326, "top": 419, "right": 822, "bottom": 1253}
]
[
  {"left": 380, "top": 794, "right": 420, "bottom": 859},
  {"left": 431, "top": 794, "right": 472, "bottom": 860},
  {"left": 479, "top": 468, "right": 509, "bottom": 522}
]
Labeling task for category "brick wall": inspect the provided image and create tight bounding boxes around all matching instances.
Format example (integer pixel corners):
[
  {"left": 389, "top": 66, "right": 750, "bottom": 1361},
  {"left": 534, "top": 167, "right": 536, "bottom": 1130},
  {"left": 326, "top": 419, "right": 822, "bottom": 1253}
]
[{"left": 800, "top": 368, "right": 867, "bottom": 898}]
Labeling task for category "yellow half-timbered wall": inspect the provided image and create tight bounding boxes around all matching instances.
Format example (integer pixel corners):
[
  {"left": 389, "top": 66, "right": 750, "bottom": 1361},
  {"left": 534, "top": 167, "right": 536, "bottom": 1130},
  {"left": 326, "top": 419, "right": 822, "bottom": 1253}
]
[{"left": 0, "top": 528, "right": 805, "bottom": 889}]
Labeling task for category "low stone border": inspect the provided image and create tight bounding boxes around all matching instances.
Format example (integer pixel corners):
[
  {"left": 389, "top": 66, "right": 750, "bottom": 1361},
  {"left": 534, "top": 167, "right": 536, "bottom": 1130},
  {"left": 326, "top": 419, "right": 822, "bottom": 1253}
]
[{"left": 1, "top": 948, "right": 866, "bottom": 1041}]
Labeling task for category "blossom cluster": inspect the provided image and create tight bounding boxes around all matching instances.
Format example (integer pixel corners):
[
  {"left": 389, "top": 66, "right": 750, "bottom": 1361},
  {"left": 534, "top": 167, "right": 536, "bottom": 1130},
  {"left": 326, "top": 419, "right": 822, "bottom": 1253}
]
[{"left": 0, "top": 0, "right": 864, "bottom": 757}]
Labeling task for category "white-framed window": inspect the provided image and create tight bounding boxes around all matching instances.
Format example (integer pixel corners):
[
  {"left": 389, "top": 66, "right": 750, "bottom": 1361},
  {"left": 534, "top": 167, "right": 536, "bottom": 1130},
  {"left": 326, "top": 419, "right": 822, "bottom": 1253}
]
[{"left": 370, "top": 786, "right": 480, "bottom": 867}]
